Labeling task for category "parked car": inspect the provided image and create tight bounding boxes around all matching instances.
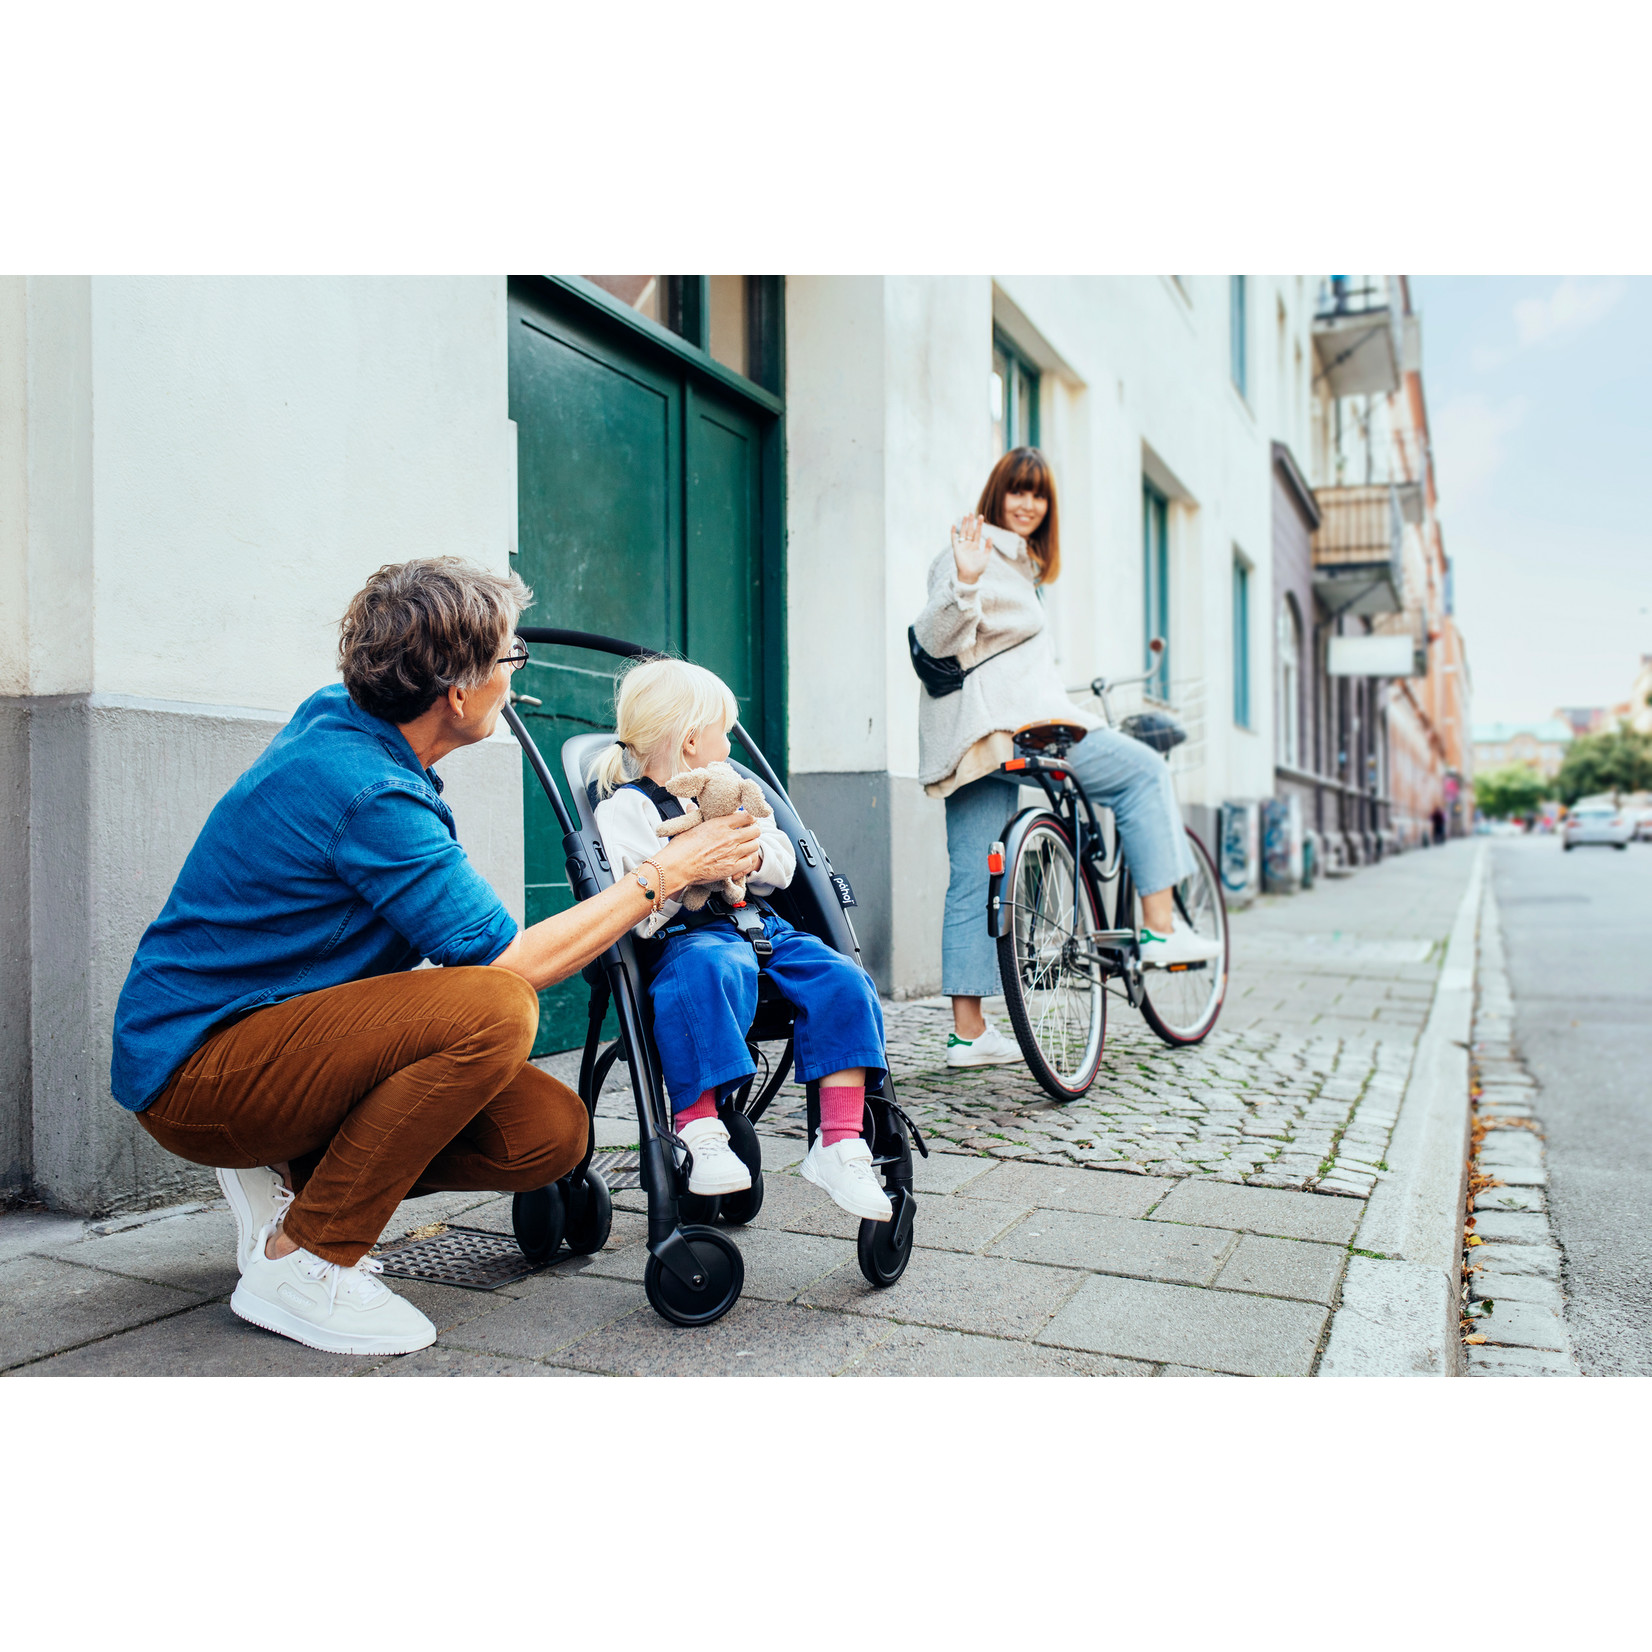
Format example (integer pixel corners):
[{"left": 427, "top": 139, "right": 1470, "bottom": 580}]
[
  {"left": 1635, "top": 807, "right": 1652, "bottom": 844},
  {"left": 1563, "top": 803, "right": 1634, "bottom": 850}
]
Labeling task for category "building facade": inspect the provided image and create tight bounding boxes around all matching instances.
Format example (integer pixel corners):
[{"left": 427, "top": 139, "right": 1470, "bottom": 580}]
[
  {"left": 1471, "top": 719, "right": 1574, "bottom": 780},
  {"left": 4, "top": 272, "right": 1461, "bottom": 1216}
]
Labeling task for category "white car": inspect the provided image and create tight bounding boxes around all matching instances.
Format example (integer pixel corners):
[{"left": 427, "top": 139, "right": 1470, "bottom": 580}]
[{"left": 1563, "top": 803, "right": 1634, "bottom": 850}]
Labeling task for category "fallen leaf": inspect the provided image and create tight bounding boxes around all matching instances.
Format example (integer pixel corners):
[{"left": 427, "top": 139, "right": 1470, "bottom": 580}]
[
  {"left": 1464, "top": 1334, "right": 1488, "bottom": 1345},
  {"left": 1466, "top": 1235, "right": 1484, "bottom": 1246}
]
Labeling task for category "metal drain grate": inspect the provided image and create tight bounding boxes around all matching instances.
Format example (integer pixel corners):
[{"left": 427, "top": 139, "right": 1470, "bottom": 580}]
[
  {"left": 590, "top": 1148, "right": 641, "bottom": 1191},
  {"left": 375, "top": 1225, "right": 539, "bottom": 1291}
]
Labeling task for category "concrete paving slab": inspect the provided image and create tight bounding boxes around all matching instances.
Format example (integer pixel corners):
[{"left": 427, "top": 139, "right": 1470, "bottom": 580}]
[
  {"left": 745, "top": 1172, "right": 861, "bottom": 1241},
  {"left": 840, "top": 1323, "right": 1153, "bottom": 1378},
  {"left": 1467, "top": 1242, "right": 1560, "bottom": 1278},
  {"left": 0, "top": 1255, "right": 203, "bottom": 1371},
  {"left": 1474, "top": 1187, "right": 1545, "bottom": 1213},
  {"left": 1472, "top": 1297, "right": 1570, "bottom": 1352},
  {"left": 1318, "top": 1256, "right": 1454, "bottom": 1376},
  {"left": 1465, "top": 1344, "right": 1580, "bottom": 1377},
  {"left": 912, "top": 1193, "right": 1029, "bottom": 1254},
  {"left": 1149, "top": 1179, "right": 1362, "bottom": 1244},
  {"left": 1159, "top": 1363, "right": 1232, "bottom": 1377},
  {"left": 8, "top": 1302, "right": 364, "bottom": 1376},
  {"left": 1471, "top": 1212, "right": 1550, "bottom": 1245},
  {"left": 0, "top": 1210, "right": 87, "bottom": 1264},
  {"left": 362, "top": 1347, "right": 594, "bottom": 1378},
  {"left": 959, "top": 1160, "right": 1172, "bottom": 1217},
  {"left": 799, "top": 1249, "right": 1081, "bottom": 1339},
  {"left": 444, "top": 1274, "right": 650, "bottom": 1361},
  {"left": 1467, "top": 1271, "right": 1564, "bottom": 1310},
  {"left": 32, "top": 1206, "right": 242, "bottom": 1300},
  {"left": 1213, "top": 1235, "right": 1347, "bottom": 1305},
  {"left": 910, "top": 1150, "right": 996, "bottom": 1196},
  {"left": 384, "top": 1277, "right": 524, "bottom": 1337},
  {"left": 1037, "top": 1274, "right": 1328, "bottom": 1375},
  {"left": 556, "top": 1298, "right": 893, "bottom": 1377},
  {"left": 759, "top": 1136, "right": 806, "bottom": 1173},
  {"left": 708, "top": 1226, "right": 853, "bottom": 1303},
  {"left": 988, "top": 1209, "right": 1236, "bottom": 1286}
]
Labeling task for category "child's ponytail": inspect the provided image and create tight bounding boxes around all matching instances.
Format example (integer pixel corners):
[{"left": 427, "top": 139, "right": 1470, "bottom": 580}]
[{"left": 591, "top": 737, "right": 633, "bottom": 799}]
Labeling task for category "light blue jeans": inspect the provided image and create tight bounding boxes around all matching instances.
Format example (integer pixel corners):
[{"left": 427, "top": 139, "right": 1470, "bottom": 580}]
[{"left": 941, "top": 727, "right": 1198, "bottom": 997}]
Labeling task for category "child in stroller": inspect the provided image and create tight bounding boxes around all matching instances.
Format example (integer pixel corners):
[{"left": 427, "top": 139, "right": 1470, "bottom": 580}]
[{"left": 591, "top": 657, "right": 894, "bottom": 1223}]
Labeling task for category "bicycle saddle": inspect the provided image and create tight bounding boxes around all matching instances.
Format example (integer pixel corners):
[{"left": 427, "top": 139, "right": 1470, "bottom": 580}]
[{"left": 1012, "top": 718, "right": 1090, "bottom": 757}]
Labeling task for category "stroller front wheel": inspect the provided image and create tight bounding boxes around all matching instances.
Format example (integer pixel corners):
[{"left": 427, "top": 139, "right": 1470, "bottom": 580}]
[
  {"left": 644, "top": 1225, "right": 745, "bottom": 1327},
  {"left": 857, "top": 1188, "right": 915, "bottom": 1288}
]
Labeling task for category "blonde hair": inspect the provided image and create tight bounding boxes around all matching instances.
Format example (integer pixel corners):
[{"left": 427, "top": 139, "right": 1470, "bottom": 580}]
[{"left": 592, "top": 657, "right": 740, "bottom": 798}]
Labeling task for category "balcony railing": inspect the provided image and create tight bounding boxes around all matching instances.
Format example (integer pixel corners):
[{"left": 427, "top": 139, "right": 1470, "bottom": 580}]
[
  {"left": 1312, "top": 278, "right": 1401, "bottom": 398},
  {"left": 1312, "top": 484, "right": 1403, "bottom": 616}
]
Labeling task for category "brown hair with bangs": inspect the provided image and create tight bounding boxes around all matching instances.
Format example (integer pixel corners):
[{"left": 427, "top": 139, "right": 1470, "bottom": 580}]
[{"left": 977, "top": 446, "right": 1060, "bottom": 583}]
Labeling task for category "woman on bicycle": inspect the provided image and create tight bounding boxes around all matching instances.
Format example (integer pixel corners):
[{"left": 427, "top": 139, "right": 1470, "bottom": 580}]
[{"left": 912, "top": 446, "right": 1223, "bottom": 1069}]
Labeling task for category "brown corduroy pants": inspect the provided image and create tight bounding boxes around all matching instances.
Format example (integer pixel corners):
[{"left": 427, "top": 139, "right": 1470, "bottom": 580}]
[{"left": 136, "top": 966, "right": 585, "bottom": 1266}]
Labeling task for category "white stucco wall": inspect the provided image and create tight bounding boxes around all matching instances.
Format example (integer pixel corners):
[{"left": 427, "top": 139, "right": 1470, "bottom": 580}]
[{"left": 87, "top": 275, "right": 515, "bottom": 712}]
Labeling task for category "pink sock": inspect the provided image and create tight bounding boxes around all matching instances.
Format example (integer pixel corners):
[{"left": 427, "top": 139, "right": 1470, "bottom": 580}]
[
  {"left": 674, "top": 1091, "right": 717, "bottom": 1130},
  {"left": 820, "top": 1086, "right": 865, "bottom": 1147}
]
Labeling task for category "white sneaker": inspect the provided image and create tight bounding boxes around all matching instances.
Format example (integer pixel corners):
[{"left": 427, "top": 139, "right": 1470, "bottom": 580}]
[
  {"left": 800, "top": 1136, "right": 893, "bottom": 1222},
  {"left": 216, "top": 1166, "right": 294, "bottom": 1275},
  {"left": 230, "top": 1225, "right": 436, "bottom": 1356},
  {"left": 1138, "top": 918, "right": 1224, "bottom": 969},
  {"left": 946, "top": 1023, "right": 1023, "bottom": 1068},
  {"left": 676, "top": 1116, "right": 753, "bottom": 1196}
]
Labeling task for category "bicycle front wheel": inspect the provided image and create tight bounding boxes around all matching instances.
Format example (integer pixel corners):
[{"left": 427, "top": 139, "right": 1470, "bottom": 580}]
[
  {"left": 1138, "top": 828, "right": 1229, "bottom": 1045},
  {"left": 996, "top": 813, "right": 1106, "bottom": 1100}
]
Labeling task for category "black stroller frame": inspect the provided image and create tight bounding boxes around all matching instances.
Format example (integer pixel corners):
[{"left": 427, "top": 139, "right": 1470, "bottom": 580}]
[{"left": 502, "top": 628, "right": 927, "bottom": 1328}]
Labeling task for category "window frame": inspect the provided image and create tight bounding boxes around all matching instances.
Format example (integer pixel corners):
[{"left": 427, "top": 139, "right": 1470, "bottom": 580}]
[
  {"left": 992, "top": 328, "right": 1041, "bottom": 453},
  {"left": 1232, "top": 553, "right": 1253, "bottom": 730},
  {"left": 1230, "top": 274, "right": 1249, "bottom": 400},
  {"left": 1142, "top": 481, "right": 1171, "bottom": 702},
  {"left": 1278, "top": 596, "right": 1302, "bottom": 764}
]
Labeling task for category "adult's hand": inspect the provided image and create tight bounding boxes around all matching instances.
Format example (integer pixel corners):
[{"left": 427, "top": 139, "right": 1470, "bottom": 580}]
[
  {"left": 652, "top": 810, "right": 763, "bottom": 897},
  {"left": 488, "top": 808, "right": 762, "bottom": 992},
  {"left": 951, "top": 512, "right": 990, "bottom": 585}
]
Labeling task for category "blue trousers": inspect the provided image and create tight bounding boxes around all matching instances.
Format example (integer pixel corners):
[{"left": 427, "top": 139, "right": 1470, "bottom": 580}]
[
  {"left": 941, "top": 727, "right": 1198, "bottom": 998},
  {"left": 645, "top": 912, "right": 886, "bottom": 1113}
]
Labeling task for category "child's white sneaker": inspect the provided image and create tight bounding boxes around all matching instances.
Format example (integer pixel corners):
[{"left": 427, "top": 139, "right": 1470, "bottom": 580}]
[
  {"left": 801, "top": 1135, "right": 893, "bottom": 1222},
  {"left": 676, "top": 1116, "right": 753, "bottom": 1196},
  {"left": 216, "top": 1166, "right": 293, "bottom": 1274}
]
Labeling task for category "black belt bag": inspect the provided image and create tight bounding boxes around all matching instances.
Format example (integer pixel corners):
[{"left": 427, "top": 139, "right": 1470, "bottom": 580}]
[{"left": 907, "top": 626, "right": 1032, "bottom": 699}]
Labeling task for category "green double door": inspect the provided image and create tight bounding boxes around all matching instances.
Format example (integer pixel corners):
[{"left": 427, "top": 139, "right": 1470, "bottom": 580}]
[{"left": 507, "top": 277, "right": 779, "bottom": 1054}]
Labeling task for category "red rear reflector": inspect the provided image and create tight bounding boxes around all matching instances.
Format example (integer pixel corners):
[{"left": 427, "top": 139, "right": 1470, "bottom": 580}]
[
  {"left": 987, "top": 852, "right": 1004, "bottom": 874},
  {"left": 1005, "top": 758, "right": 1027, "bottom": 771}
]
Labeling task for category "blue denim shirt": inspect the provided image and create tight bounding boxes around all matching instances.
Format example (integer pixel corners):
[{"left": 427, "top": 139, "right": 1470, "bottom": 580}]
[{"left": 111, "top": 684, "right": 519, "bottom": 1111}]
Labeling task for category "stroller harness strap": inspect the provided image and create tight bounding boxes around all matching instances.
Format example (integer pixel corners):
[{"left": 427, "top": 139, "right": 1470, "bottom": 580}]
[{"left": 620, "top": 778, "right": 775, "bottom": 961}]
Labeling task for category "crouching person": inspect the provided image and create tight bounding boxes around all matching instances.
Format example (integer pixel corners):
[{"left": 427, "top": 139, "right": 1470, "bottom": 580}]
[{"left": 110, "top": 558, "right": 764, "bottom": 1357}]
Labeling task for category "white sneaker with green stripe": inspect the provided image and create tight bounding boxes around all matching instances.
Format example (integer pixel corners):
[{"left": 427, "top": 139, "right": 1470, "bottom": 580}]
[
  {"left": 1138, "top": 918, "right": 1223, "bottom": 968},
  {"left": 945, "top": 1023, "right": 1023, "bottom": 1068}
]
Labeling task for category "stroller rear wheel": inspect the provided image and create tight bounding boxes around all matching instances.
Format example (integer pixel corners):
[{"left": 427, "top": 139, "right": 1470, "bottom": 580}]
[
  {"left": 644, "top": 1225, "right": 745, "bottom": 1327},
  {"left": 512, "top": 1183, "right": 566, "bottom": 1265},
  {"left": 561, "top": 1167, "right": 613, "bottom": 1256},
  {"left": 857, "top": 1188, "right": 915, "bottom": 1287},
  {"left": 717, "top": 1108, "right": 766, "bottom": 1225}
]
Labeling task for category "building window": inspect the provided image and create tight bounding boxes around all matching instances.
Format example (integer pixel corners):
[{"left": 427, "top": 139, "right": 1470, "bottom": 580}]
[
  {"left": 1230, "top": 275, "right": 1248, "bottom": 399},
  {"left": 1233, "top": 554, "right": 1252, "bottom": 728},
  {"left": 1143, "top": 481, "right": 1170, "bottom": 701},
  {"left": 1278, "top": 596, "right": 1302, "bottom": 766},
  {"left": 992, "top": 330, "right": 1040, "bottom": 453},
  {"left": 579, "top": 275, "right": 782, "bottom": 391}
]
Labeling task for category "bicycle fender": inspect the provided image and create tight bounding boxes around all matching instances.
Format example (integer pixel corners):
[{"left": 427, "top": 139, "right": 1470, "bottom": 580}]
[{"left": 987, "top": 806, "right": 1062, "bottom": 940}]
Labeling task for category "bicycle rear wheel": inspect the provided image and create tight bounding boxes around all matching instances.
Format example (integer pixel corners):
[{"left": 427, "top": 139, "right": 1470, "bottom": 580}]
[
  {"left": 996, "top": 813, "right": 1106, "bottom": 1100},
  {"left": 1138, "top": 828, "right": 1228, "bottom": 1045}
]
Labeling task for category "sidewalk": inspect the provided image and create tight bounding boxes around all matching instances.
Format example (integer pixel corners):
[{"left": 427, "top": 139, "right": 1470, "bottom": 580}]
[{"left": 0, "top": 843, "right": 1479, "bottom": 1378}]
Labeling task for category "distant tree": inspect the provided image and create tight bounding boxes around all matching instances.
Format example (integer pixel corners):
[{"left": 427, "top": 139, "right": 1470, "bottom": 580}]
[
  {"left": 1553, "top": 725, "right": 1652, "bottom": 805},
  {"left": 1473, "top": 763, "right": 1550, "bottom": 819}
]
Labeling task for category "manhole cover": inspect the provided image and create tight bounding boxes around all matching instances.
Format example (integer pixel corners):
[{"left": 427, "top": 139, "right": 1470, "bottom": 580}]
[{"left": 591, "top": 1148, "right": 641, "bottom": 1191}]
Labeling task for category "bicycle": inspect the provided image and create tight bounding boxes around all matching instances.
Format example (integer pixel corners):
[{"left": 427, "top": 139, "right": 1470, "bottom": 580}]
[{"left": 984, "top": 641, "right": 1230, "bottom": 1100}]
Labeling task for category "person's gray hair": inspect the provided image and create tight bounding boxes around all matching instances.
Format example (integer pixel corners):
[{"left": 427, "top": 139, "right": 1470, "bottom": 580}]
[{"left": 338, "top": 557, "right": 533, "bottom": 725}]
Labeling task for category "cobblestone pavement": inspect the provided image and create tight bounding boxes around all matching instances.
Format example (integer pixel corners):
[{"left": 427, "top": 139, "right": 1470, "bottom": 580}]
[
  {"left": 0, "top": 844, "right": 1479, "bottom": 1379},
  {"left": 1460, "top": 876, "right": 1580, "bottom": 1376}
]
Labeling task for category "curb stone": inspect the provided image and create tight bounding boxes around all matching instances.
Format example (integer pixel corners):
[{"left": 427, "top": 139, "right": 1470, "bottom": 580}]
[{"left": 1319, "top": 845, "right": 1484, "bottom": 1376}]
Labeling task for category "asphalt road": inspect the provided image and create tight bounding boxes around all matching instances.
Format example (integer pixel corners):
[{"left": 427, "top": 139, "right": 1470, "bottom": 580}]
[{"left": 1492, "top": 832, "right": 1652, "bottom": 1376}]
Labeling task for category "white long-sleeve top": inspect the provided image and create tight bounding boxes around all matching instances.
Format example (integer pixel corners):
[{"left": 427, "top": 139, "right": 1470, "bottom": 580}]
[{"left": 593, "top": 783, "right": 798, "bottom": 939}]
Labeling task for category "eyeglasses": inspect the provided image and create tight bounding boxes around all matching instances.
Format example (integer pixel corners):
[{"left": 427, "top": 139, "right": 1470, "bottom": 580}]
[{"left": 497, "top": 637, "right": 531, "bottom": 672}]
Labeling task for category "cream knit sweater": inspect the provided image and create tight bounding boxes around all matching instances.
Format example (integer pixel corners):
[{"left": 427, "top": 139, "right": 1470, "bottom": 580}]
[{"left": 911, "top": 523, "right": 1099, "bottom": 791}]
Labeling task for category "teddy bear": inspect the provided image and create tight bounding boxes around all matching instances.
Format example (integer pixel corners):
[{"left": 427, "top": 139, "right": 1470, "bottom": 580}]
[{"left": 653, "top": 760, "right": 775, "bottom": 909}]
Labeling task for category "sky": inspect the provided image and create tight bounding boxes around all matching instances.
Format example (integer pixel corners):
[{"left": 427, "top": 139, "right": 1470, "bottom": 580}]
[{"left": 1409, "top": 276, "right": 1652, "bottom": 729}]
